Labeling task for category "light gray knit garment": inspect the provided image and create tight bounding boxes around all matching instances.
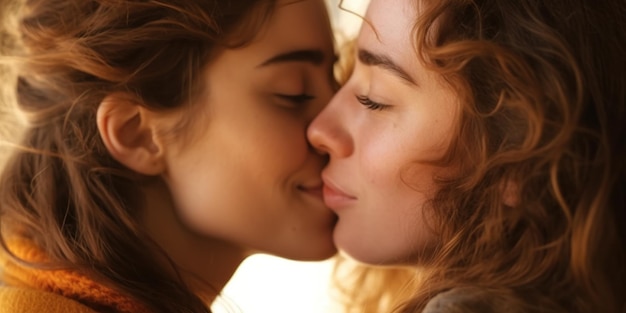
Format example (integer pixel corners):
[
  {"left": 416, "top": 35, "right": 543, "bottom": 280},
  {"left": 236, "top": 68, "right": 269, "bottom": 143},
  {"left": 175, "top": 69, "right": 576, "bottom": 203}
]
[{"left": 422, "top": 287, "right": 523, "bottom": 313}]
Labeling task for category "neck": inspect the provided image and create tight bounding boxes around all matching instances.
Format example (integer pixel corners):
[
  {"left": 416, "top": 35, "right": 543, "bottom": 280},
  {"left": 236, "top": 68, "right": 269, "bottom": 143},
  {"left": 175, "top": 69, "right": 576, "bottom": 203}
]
[{"left": 139, "top": 179, "right": 248, "bottom": 304}]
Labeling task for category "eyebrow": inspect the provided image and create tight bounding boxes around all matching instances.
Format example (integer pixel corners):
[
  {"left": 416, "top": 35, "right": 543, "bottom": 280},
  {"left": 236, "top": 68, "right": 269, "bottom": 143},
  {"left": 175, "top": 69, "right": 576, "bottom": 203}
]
[
  {"left": 358, "top": 49, "right": 417, "bottom": 86},
  {"left": 259, "top": 49, "right": 326, "bottom": 67}
]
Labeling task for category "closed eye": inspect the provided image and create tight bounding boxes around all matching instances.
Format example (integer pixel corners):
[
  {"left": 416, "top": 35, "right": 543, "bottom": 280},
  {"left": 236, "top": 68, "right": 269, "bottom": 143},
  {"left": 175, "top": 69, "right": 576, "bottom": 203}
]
[
  {"left": 356, "top": 95, "right": 389, "bottom": 111},
  {"left": 276, "top": 93, "right": 316, "bottom": 105}
]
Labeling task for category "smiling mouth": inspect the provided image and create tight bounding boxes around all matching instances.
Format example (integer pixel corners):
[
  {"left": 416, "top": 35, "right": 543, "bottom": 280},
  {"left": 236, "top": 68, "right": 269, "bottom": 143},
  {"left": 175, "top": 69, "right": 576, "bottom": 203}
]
[{"left": 297, "top": 184, "right": 324, "bottom": 199}]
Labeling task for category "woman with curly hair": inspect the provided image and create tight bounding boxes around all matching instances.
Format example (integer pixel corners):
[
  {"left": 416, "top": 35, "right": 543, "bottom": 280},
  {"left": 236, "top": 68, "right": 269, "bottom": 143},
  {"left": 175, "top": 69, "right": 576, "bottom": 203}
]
[{"left": 310, "top": 0, "right": 626, "bottom": 312}]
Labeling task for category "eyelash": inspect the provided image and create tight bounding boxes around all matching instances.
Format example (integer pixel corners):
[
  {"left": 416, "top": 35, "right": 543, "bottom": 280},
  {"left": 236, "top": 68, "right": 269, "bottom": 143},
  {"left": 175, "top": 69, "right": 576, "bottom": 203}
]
[
  {"left": 356, "top": 95, "right": 389, "bottom": 111},
  {"left": 276, "top": 93, "right": 315, "bottom": 105}
]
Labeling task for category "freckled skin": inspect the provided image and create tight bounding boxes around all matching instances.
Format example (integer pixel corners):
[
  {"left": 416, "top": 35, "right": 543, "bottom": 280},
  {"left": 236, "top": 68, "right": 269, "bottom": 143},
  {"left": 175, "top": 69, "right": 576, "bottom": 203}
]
[{"left": 308, "top": 0, "right": 459, "bottom": 265}]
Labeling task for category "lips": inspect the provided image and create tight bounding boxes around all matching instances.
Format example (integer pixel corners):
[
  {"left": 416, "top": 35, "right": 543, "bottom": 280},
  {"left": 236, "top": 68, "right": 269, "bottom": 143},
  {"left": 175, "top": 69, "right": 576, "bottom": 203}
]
[{"left": 321, "top": 177, "right": 357, "bottom": 209}]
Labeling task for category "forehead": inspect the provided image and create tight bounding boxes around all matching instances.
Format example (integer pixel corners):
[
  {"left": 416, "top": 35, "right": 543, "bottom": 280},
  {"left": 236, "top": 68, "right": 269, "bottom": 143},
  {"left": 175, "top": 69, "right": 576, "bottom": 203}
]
[
  {"left": 212, "top": 0, "right": 334, "bottom": 70},
  {"left": 363, "top": 0, "right": 416, "bottom": 47},
  {"left": 359, "top": 0, "right": 419, "bottom": 73},
  {"left": 256, "top": 0, "right": 333, "bottom": 49}
]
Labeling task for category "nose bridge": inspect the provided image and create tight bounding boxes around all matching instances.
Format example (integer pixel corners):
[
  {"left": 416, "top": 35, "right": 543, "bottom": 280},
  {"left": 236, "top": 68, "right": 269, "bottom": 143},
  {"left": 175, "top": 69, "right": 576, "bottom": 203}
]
[
  {"left": 310, "top": 80, "right": 334, "bottom": 119},
  {"left": 304, "top": 62, "right": 337, "bottom": 124},
  {"left": 307, "top": 88, "right": 353, "bottom": 158}
]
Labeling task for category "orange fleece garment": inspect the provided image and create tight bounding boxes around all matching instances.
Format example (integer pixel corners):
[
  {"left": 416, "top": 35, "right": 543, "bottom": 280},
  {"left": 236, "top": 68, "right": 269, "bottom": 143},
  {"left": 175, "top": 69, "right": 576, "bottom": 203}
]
[
  {"left": 0, "top": 239, "right": 151, "bottom": 313},
  {"left": 0, "top": 286, "right": 98, "bottom": 313}
]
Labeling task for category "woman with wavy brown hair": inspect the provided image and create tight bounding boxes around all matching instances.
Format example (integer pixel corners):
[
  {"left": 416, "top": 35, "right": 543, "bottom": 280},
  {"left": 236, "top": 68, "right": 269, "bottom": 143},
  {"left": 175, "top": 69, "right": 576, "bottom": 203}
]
[
  {"left": 0, "top": 0, "right": 338, "bottom": 312},
  {"left": 309, "top": 0, "right": 625, "bottom": 312}
]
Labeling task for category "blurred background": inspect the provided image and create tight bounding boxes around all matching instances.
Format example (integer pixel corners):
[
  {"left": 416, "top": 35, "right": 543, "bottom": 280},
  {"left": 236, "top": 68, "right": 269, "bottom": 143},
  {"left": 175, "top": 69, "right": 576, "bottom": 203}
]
[{"left": 211, "top": 1, "right": 370, "bottom": 312}]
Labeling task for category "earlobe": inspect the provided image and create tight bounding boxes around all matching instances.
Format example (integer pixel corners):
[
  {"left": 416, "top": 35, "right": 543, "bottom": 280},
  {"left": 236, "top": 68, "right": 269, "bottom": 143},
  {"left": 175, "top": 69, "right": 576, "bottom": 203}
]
[{"left": 97, "top": 93, "right": 165, "bottom": 176}]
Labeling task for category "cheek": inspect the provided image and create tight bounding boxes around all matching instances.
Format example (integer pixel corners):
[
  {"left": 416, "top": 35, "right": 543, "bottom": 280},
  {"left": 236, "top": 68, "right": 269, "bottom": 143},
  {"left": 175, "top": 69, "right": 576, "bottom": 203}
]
[
  {"left": 359, "top": 144, "right": 441, "bottom": 257},
  {"left": 252, "top": 123, "right": 310, "bottom": 174},
  {"left": 358, "top": 134, "right": 411, "bottom": 190},
  {"left": 163, "top": 168, "right": 223, "bottom": 236},
  {"left": 380, "top": 184, "right": 439, "bottom": 263}
]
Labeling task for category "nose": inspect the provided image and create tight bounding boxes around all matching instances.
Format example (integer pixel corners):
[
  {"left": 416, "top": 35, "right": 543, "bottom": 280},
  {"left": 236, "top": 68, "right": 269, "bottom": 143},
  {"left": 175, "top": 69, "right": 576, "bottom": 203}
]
[{"left": 307, "top": 89, "right": 354, "bottom": 158}]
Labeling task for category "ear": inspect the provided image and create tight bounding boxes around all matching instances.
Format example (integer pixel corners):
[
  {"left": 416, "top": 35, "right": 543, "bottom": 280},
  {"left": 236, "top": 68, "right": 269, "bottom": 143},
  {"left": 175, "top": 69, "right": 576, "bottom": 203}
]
[{"left": 97, "top": 93, "right": 165, "bottom": 176}]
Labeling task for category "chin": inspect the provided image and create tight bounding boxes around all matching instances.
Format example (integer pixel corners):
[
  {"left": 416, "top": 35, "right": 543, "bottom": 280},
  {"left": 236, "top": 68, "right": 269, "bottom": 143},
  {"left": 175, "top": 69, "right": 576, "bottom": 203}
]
[
  {"left": 303, "top": 245, "right": 338, "bottom": 261},
  {"left": 270, "top": 243, "right": 338, "bottom": 261},
  {"left": 334, "top": 236, "right": 383, "bottom": 265}
]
